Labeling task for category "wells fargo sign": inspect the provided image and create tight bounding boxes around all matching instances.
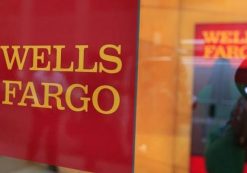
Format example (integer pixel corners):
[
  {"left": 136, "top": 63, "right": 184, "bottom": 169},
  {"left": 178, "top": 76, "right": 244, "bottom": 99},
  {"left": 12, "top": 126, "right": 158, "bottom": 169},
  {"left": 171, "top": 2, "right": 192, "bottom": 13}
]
[
  {"left": 1, "top": 45, "right": 122, "bottom": 114},
  {"left": 195, "top": 23, "right": 247, "bottom": 59},
  {"left": 0, "top": 1, "right": 139, "bottom": 173}
]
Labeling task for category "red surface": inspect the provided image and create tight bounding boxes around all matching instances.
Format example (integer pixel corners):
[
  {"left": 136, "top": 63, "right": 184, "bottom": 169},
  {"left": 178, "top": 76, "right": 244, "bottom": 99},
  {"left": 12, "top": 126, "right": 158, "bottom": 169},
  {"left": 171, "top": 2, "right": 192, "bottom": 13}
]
[
  {"left": 190, "top": 156, "right": 207, "bottom": 173},
  {"left": 0, "top": 1, "right": 139, "bottom": 173},
  {"left": 235, "top": 59, "right": 247, "bottom": 84},
  {"left": 195, "top": 23, "right": 247, "bottom": 67},
  {"left": 191, "top": 156, "right": 247, "bottom": 173}
]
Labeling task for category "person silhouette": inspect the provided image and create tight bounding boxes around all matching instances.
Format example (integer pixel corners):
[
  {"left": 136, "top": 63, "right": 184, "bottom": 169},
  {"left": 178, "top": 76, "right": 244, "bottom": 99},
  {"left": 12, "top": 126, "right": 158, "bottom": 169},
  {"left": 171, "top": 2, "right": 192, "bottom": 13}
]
[{"left": 205, "top": 59, "right": 247, "bottom": 173}]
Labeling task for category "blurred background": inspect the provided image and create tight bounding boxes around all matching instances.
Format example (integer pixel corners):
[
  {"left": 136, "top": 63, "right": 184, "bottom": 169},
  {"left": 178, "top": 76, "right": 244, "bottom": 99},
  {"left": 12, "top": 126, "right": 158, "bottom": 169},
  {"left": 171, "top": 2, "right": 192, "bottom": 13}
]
[{"left": 136, "top": 0, "right": 247, "bottom": 173}]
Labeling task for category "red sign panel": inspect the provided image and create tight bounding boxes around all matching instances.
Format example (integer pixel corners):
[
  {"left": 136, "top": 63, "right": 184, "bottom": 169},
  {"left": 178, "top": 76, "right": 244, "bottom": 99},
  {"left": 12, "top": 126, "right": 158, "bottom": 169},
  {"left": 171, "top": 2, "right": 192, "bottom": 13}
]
[
  {"left": 0, "top": 1, "right": 139, "bottom": 173},
  {"left": 195, "top": 23, "right": 247, "bottom": 66}
]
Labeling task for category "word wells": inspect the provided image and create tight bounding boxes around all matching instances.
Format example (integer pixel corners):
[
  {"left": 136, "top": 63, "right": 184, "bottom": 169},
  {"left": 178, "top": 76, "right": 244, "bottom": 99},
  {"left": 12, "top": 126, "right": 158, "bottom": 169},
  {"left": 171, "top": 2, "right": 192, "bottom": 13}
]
[{"left": 0, "top": 45, "right": 123, "bottom": 115}]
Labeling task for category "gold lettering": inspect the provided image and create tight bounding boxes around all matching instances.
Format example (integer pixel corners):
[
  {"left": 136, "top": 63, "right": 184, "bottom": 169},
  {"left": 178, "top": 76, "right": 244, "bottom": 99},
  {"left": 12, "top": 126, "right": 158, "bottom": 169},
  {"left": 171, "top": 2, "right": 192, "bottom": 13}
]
[
  {"left": 29, "top": 45, "right": 51, "bottom": 71},
  {"left": 75, "top": 45, "right": 98, "bottom": 72},
  {"left": 65, "top": 84, "right": 90, "bottom": 112},
  {"left": 18, "top": 82, "right": 43, "bottom": 107},
  {"left": 99, "top": 44, "right": 122, "bottom": 74},
  {"left": 92, "top": 85, "right": 120, "bottom": 115},
  {"left": 42, "top": 83, "right": 65, "bottom": 110},
  {"left": 1, "top": 46, "right": 29, "bottom": 70},
  {"left": 53, "top": 45, "right": 74, "bottom": 72},
  {"left": 202, "top": 31, "right": 221, "bottom": 44},
  {"left": 2, "top": 80, "right": 22, "bottom": 105},
  {"left": 204, "top": 45, "right": 215, "bottom": 58}
]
